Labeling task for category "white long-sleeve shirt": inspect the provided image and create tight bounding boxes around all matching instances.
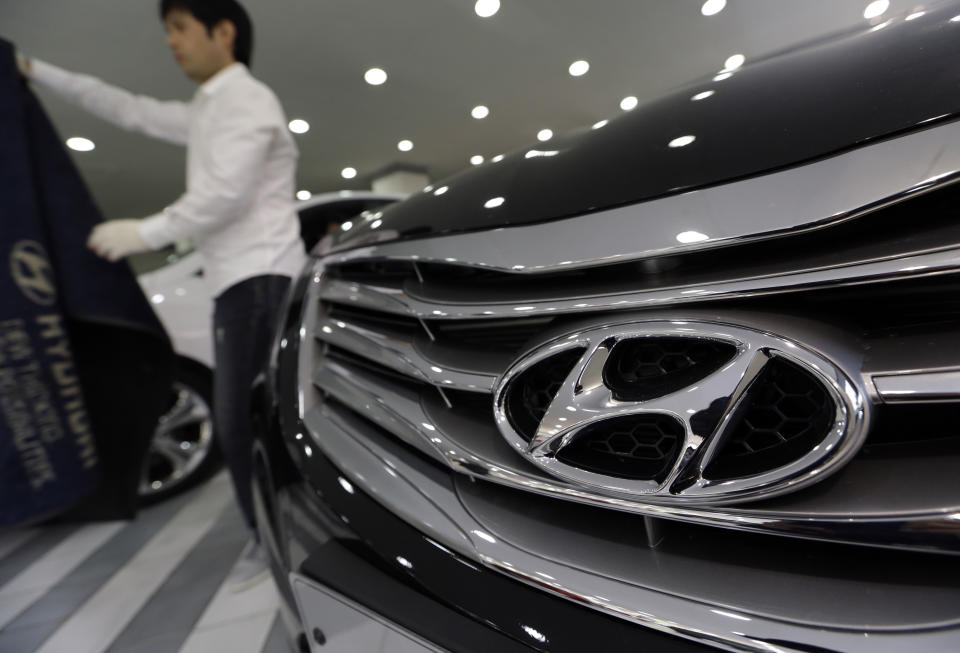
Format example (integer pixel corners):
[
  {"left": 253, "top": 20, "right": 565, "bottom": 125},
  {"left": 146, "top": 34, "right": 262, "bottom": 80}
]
[{"left": 30, "top": 59, "right": 307, "bottom": 296}]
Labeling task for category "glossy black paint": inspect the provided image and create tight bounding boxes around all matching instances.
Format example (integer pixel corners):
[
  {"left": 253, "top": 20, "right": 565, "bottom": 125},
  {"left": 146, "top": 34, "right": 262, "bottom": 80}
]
[{"left": 335, "top": 5, "right": 960, "bottom": 248}]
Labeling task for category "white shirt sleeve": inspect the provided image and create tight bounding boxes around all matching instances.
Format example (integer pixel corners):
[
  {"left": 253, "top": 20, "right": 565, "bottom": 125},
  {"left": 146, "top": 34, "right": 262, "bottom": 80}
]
[
  {"left": 30, "top": 59, "right": 190, "bottom": 146},
  {"left": 138, "top": 97, "right": 276, "bottom": 249}
]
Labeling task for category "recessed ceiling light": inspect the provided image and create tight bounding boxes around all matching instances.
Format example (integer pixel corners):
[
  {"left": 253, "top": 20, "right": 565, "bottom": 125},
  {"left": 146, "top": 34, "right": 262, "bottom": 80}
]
[
  {"left": 713, "top": 72, "right": 733, "bottom": 81},
  {"left": 475, "top": 0, "right": 500, "bottom": 18},
  {"left": 723, "top": 54, "right": 745, "bottom": 71},
  {"left": 691, "top": 90, "right": 715, "bottom": 101},
  {"left": 66, "top": 137, "right": 95, "bottom": 152},
  {"left": 620, "top": 96, "right": 638, "bottom": 111},
  {"left": 569, "top": 60, "right": 590, "bottom": 77},
  {"left": 296, "top": 190, "right": 312, "bottom": 200},
  {"left": 470, "top": 155, "right": 485, "bottom": 165},
  {"left": 537, "top": 129, "right": 553, "bottom": 142},
  {"left": 397, "top": 139, "right": 413, "bottom": 152},
  {"left": 364, "top": 68, "right": 387, "bottom": 85},
  {"left": 484, "top": 197, "right": 505, "bottom": 208},
  {"left": 471, "top": 105, "right": 490, "bottom": 119},
  {"left": 863, "top": 0, "right": 889, "bottom": 19},
  {"left": 701, "top": 0, "right": 726, "bottom": 16},
  {"left": 592, "top": 119, "right": 609, "bottom": 129},
  {"left": 341, "top": 167, "right": 357, "bottom": 179},
  {"left": 288, "top": 119, "right": 310, "bottom": 134},
  {"left": 669, "top": 135, "right": 696, "bottom": 148}
]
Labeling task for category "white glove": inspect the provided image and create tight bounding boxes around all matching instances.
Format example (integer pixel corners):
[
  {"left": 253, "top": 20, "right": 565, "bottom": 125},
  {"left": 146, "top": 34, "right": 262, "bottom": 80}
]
[
  {"left": 15, "top": 51, "right": 32, "bottom": 77},
  {"left": 87, "top": 220, "right": 151, "bottom": 262}
]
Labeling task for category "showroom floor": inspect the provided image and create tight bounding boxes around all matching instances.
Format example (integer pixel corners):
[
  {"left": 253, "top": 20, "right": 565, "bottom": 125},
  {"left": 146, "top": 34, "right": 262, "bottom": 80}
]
[{"left": 0, "top": 472, "right": 290, "bottom": 653}]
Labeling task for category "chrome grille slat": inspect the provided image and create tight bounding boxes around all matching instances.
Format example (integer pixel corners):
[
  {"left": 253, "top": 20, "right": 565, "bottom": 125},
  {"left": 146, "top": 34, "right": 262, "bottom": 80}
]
[
  {"left": 315, "top": 314, "right": 497, "bottom": 392},
  {"left": 318, "top": 247, "right": 960, "bottom": 319},
  {"left": 311, "top": 358, "right": 444, "bottom": 463}
]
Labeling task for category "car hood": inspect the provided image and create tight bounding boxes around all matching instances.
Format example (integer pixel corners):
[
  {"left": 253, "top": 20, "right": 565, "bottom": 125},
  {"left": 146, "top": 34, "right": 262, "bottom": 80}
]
[{"left": 334, "top": 4, "right": 960, "bottom": 250}]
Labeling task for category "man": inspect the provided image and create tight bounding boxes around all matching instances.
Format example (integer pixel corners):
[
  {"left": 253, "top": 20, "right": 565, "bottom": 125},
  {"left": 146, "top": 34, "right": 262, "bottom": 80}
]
[{"left": 18, "top": 0, "right": 307, "bottom": 590}]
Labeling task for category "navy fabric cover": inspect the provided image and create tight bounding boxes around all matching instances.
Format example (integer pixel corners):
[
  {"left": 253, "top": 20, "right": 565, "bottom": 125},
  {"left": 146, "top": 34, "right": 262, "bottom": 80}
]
[{"left": 0, "top": 40, "right": 174, "bottom": 526}]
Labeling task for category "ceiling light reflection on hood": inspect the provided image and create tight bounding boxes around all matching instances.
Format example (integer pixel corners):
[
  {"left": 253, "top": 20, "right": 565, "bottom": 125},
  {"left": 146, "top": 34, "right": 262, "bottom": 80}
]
[
  {"left": 863, "top": 0, "right": 889, "bottom": 19},
  {"left": 713, "top": 71, "right": 733, "bottom": 81},
  {"left": 475, "top": 0, "right": 500, "bottom": 18},
  {"left": 669, "top": 135, "right": 696, "bottom": 148},
  {"left": 677, "top": 231, "right": 709, "bottom": 243},
  {"left": 569, "top": 60, "right": 590, "bottom": 76},
  {"left": 66, "top": 137, "right": 95, "bottom": 152},
  {"left": 484, "top": 196, "right": 505, "bottom": 208},
  {"left": 492, "top": 154, "right": 505, "bottom": 162},
  {"left": 691, "top": 90, "right": 715, "bottom": 101},
  {"left": 364, "top": 67, "right": 387, "bottom": 85},
  {"left": 905, "top": 11, "right": 925, "bottom": 20},
  {"left": 620, "top": 96, "right": 638, "bottom": 111},
  {"left": 723, "top": 53, "right": 745, "bottom": 71},
  {"left": 701, "top": 0, "right": 726, "bottom": 16},
  {"left": 434, "top": 186, "right": 449, "bottom": 196},
  {"left": 592, "top": 119, "right": 608, "bottom": 129}
]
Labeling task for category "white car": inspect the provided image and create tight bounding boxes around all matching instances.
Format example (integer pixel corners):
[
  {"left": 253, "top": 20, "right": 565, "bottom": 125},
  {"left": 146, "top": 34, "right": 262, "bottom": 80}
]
[{"left": 134, "top": 191, "right": 402, "bottom": 501}]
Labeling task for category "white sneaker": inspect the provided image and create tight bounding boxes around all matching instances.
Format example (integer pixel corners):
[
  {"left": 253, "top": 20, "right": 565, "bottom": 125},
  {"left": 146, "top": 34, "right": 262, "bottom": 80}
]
[{"left": 228, "top": 539, "right": 270, "bottom": 593}]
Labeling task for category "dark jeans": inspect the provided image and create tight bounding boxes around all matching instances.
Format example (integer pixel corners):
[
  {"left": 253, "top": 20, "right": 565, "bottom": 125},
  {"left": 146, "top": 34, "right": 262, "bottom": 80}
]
[{"left": 213, "top": 274, "right": 291, "bottom": 532}]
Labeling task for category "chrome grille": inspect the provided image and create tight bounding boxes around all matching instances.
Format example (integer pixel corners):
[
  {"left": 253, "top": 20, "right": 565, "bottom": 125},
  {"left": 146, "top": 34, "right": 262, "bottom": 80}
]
[{"left": 305, "top": 215, "right": 960, "bottom": 546}]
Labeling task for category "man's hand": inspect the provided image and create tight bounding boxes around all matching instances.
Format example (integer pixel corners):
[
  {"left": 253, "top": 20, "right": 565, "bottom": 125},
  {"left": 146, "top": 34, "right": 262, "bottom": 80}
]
[
  {"left": 15, "top": 52, "right": 32, "bottom": 78},
  {"left": 87, "top": 220, "right": 150, "bottom": 262}
]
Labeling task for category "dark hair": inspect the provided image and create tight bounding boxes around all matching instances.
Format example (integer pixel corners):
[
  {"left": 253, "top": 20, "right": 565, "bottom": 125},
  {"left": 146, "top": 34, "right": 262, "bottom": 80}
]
[{"left": 160, "top": 0, "right": 253, "bottom": 66}]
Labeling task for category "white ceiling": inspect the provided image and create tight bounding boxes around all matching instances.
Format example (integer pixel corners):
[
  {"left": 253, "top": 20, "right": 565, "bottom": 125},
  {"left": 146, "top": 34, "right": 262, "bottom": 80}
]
[{"left": 2, "top": 0, "right": 924, "bottom": 219}]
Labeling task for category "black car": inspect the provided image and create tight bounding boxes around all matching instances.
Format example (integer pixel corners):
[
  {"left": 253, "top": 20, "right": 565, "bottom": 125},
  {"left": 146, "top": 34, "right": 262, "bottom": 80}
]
[{"left": 253, "top": 6, "right": 960, "bottom": 652}]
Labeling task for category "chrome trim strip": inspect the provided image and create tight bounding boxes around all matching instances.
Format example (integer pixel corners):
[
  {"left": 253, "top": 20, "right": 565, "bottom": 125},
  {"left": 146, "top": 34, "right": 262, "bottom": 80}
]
[
  {"left": 302, "top": 403, "right": 960, "bottom": 652},
  {"left": 318, "top": 246, "right": 960, "bottom": 319},
  {"left": 874, "top": 369, "right": 960, "bottom": 403},
  {"left": 316, "top": 315, "right": 496, "bottom": 392},
  {"left": 331, "top": 120, "right": 960, "bottom": 273}
]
